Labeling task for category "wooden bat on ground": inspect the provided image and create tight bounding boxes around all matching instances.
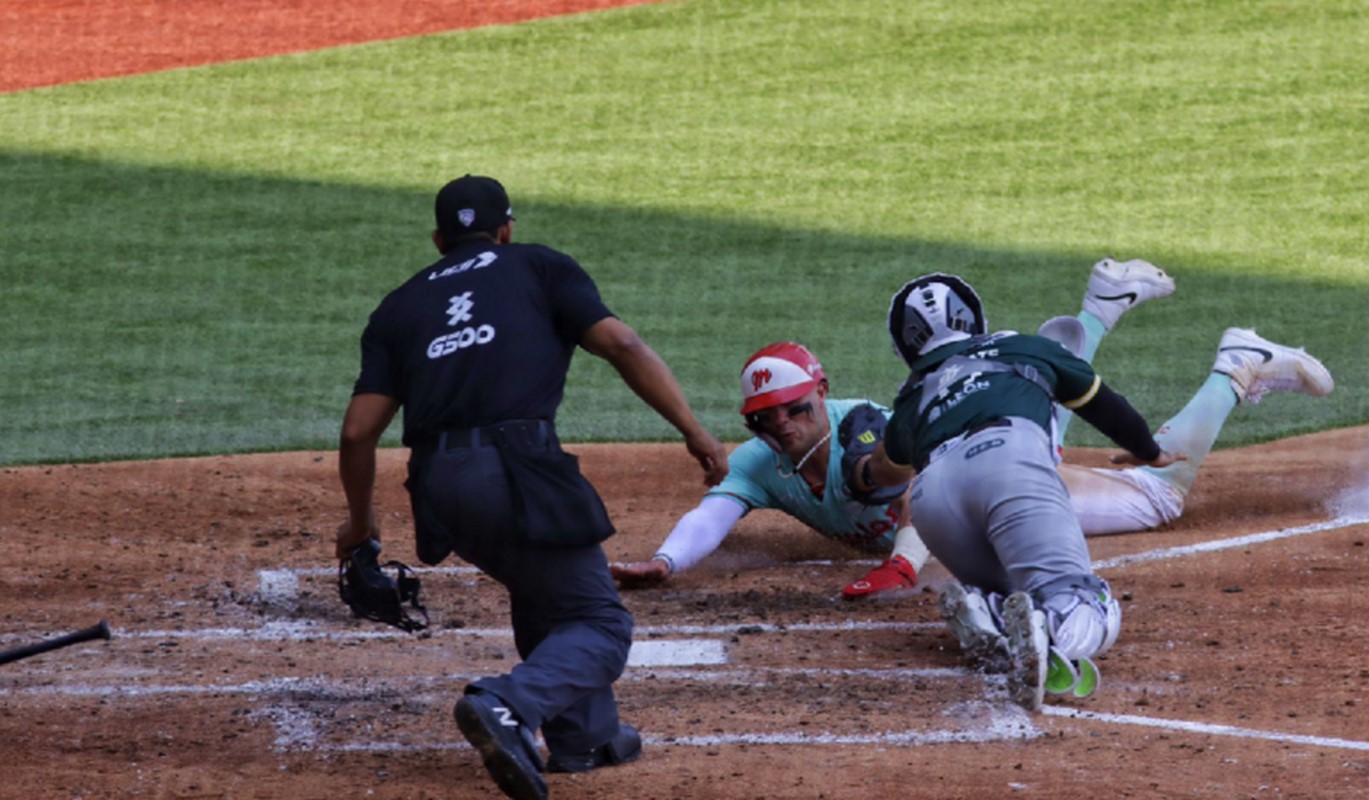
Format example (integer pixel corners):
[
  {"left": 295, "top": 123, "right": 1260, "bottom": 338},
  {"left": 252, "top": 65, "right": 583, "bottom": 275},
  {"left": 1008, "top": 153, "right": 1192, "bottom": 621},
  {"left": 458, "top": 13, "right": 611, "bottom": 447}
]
[{"left": 0, "top": 620, "right": 112, "bottom": 666}]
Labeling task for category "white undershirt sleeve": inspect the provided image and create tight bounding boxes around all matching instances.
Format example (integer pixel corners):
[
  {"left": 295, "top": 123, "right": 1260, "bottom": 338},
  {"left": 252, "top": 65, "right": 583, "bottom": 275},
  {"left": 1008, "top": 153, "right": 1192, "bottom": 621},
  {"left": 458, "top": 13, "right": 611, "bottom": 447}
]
[{"left": 654, "top": 495, "right": 747, "bottom": 574}]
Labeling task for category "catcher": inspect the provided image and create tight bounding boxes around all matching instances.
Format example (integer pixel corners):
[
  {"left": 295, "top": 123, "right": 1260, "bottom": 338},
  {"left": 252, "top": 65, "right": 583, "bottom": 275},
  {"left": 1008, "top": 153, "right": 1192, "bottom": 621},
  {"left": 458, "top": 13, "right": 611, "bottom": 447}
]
[{"left": 610, "top": 258, "right": 1334, "bottom": 598}]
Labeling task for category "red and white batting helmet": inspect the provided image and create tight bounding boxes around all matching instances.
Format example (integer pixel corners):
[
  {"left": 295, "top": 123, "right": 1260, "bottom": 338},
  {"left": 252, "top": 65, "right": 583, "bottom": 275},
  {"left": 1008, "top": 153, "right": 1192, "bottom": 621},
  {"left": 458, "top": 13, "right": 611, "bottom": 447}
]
[{"left": 739, "top": 342, "right": 826, "bottom": 415}]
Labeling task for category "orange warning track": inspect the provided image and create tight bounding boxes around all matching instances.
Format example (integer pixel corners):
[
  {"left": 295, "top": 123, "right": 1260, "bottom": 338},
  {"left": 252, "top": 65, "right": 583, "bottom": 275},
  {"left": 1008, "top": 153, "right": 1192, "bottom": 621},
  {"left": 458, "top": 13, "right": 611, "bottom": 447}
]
[{"left": 0, "top": 0, "right": 656, "bottom": 93}]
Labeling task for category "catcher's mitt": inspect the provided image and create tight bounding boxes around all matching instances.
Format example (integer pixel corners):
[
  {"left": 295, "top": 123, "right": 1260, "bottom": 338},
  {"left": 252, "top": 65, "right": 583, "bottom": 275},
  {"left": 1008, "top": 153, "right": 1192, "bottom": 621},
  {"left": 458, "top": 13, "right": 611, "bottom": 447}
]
[
  {"left": 338, "top": 538, "right": 429, "bottom": 632},
  {"left": 838, "top": 403, "right": 908, "bottom": 506}
]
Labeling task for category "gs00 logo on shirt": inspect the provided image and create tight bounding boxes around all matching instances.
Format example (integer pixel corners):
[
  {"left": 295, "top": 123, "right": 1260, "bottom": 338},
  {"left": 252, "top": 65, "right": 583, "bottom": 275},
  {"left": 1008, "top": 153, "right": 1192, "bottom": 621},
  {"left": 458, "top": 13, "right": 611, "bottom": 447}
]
[{"left": 427, "top": 291, "right": 496, "bottom": 359}]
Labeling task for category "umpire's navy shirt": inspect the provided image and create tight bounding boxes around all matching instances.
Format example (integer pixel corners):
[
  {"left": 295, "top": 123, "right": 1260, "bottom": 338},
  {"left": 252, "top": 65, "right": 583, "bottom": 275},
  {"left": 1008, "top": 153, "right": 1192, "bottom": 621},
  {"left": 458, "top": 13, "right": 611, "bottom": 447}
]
[{"left": 352, "top": 239, "right": 614, "bottom": 446}]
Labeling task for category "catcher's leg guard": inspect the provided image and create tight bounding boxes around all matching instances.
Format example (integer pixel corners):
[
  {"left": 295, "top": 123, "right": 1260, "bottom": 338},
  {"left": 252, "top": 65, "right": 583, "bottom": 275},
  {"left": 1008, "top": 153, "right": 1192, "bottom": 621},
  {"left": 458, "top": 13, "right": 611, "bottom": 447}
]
[{"left": 1032, "top": 574, "right": 1121, "bottom": 661}]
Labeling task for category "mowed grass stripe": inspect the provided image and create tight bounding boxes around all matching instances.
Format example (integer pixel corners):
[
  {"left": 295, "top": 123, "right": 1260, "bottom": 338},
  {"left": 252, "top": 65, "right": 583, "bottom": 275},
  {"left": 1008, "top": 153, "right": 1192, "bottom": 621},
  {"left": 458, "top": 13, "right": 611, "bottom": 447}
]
[{"left": 2, "top": 0, "right": 1365, "bottom": 464}]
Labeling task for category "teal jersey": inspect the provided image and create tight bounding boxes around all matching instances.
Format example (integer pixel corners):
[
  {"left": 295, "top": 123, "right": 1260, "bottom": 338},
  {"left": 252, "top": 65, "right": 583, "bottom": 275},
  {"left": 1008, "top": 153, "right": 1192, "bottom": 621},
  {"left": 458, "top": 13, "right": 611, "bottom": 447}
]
[
  {"left": 706, "top": 398, "right": 902, "bottom": 554},
  {"left": 886, "top": 332, "right": 1100, "bottom": 469}
]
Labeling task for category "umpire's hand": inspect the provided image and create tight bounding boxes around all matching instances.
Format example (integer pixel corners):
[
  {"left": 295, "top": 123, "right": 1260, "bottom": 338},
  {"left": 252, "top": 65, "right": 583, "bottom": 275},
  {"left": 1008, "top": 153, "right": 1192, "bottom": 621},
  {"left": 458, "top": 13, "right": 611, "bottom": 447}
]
[
  {"left": 686, "top": 429, "right": 729, "bottom": 487},
  {"left": 336, "top": 518, "right": 381, "bottom": 560}
]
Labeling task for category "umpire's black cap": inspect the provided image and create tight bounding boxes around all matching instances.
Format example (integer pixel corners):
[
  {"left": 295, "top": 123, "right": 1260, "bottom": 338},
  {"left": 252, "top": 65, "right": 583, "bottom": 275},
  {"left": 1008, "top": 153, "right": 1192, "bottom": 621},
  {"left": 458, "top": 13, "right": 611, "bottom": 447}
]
[{"left": 435, "top": 174, "right": 514, "bottom": 239}]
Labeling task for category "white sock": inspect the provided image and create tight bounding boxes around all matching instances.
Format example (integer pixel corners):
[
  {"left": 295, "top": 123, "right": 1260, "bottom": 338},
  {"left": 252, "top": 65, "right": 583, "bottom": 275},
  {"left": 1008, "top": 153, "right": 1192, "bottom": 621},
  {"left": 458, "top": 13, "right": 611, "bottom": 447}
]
[
  {"left": 1140, "top": 373, "right": 1239, "bottom": 496},
  {"left": 892, "top": 525, "right": 931, "bottom": 571},
  {"left": 1056, "top": 310, "right": 1110, "bottom": 444}
]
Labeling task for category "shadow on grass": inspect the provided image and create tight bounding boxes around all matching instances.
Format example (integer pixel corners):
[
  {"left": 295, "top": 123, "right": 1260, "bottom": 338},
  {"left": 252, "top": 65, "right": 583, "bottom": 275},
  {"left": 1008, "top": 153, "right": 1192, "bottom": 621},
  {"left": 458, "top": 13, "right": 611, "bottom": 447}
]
[{"left": 2, "top": 150, "right": 1363, "bottom": 465}]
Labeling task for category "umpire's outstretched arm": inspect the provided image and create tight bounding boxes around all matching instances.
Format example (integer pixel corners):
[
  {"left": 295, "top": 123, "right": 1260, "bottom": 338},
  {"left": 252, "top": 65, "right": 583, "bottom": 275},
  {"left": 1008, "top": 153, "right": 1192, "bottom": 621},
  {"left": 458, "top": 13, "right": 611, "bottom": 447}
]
[{"left": 581, "top": 317, "right": 729, "bottom": 487}]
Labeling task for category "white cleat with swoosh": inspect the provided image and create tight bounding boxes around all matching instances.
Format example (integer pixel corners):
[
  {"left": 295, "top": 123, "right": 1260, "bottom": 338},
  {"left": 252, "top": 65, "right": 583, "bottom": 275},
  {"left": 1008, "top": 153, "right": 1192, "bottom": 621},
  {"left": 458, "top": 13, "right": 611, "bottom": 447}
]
[
  {"left": 1213, "top": 327, "right": 1335, "bottom": 405},
  {"left": 1082, "top": 257, "right": 1176, "bottom": 330}
]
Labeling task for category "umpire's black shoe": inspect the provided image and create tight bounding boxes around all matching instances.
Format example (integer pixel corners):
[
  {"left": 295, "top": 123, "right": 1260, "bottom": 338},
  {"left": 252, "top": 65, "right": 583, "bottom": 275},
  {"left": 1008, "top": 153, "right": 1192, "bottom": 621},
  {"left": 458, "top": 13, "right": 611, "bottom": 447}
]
[
  {"left": 546, "top": 724, "right": 643, "bottom": 774},
  {"left": 454, "top": 693, "right": 547, "bottom": 800}
]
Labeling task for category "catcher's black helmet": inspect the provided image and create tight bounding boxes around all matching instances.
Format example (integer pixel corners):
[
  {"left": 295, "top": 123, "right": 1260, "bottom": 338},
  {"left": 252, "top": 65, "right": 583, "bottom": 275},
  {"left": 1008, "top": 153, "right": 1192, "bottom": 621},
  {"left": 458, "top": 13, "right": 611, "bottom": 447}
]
[{"left": 887, "top": 273, "right": 987, "bottom": 367}]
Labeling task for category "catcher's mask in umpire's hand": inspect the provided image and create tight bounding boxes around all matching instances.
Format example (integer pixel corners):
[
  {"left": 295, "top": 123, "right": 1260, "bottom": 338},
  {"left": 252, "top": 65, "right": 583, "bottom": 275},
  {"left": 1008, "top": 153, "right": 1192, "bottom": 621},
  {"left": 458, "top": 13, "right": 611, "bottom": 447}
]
[{"left": 338, "top": 538, "right": 429, "bottom": 633}]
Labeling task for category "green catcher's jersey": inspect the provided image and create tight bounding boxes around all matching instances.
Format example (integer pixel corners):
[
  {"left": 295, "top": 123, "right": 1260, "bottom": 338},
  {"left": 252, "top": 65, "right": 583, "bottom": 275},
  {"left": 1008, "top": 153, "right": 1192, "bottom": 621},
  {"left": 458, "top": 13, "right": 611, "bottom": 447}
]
[{"left": 885, "top": 332, "right": 1100, "bottom": 469}]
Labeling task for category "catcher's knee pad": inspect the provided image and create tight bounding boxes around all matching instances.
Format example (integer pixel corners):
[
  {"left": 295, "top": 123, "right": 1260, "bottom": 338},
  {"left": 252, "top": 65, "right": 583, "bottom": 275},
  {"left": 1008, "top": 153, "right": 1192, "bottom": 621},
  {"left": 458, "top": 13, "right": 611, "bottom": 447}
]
[{"left": 1032, "top": 574, "right": 1121, "bottom": 661}]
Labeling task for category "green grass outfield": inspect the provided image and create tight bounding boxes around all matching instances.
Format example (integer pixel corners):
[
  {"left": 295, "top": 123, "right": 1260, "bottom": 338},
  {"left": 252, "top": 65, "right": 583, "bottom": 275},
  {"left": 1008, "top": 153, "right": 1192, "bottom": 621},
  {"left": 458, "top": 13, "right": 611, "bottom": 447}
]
[{"left": 2, "top": 0, "right": 1366, "bottom": 465}]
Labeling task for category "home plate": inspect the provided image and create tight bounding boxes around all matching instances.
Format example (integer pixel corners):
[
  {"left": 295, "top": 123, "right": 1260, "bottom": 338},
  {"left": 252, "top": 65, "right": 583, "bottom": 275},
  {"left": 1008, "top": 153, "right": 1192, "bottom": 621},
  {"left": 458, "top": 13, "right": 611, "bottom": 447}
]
[{"left": 627, "top": 639, "right": 729, "bottom": 667}]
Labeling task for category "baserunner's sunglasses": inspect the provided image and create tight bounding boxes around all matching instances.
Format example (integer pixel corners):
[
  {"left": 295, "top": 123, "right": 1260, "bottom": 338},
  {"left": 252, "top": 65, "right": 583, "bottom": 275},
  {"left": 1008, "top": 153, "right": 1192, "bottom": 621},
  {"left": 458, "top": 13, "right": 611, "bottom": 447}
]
[{"left": 746, "top": 401, "right": 814, "bottom": 430}]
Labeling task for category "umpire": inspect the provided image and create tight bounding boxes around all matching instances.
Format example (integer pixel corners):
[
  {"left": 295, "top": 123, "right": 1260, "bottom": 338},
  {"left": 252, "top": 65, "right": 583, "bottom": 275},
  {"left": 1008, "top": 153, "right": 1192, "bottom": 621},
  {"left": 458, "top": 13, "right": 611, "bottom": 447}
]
[{"left": 336, "top": 174, "right": 728, "bottom": 800}]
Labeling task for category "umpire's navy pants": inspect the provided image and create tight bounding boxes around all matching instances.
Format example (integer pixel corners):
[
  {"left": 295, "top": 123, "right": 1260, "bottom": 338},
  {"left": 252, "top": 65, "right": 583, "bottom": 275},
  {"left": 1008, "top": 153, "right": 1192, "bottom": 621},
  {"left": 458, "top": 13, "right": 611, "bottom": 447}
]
[{"left": 409, "top": 437, "right": 632, "bottom": 755}]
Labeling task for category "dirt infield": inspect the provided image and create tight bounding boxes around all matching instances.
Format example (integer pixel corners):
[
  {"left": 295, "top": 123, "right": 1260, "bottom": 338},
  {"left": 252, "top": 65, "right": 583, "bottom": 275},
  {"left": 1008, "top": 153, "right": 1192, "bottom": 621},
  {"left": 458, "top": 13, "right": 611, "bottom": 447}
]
[{"left": 3, "top": 429, "right": 1368, "bottom": 799}]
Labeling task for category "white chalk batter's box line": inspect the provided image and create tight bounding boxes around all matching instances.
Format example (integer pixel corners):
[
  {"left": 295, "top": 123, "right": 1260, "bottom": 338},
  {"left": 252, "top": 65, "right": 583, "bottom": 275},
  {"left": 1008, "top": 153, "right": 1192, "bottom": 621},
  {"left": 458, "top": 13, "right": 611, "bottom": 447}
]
[
  {"left": 283, "top": 698, "right": 1039, "bottom": 751},
  {"left": 306, "top": 709, "right": 1369, "bottom": 755},
  {"left": 1090, "top": 514, "right": 1369, "bottom": 570},
  {"left": 271, "top": 702, "right": 1043, "bottom": 752},
  {"left": 1, "top": 666, "right": 964, "bottom": 698},
  {"left": 115, "top": 619, "right": 940, "bottom": 643},
  {"left": 257, "top": 513, "right": 1369, "bottom": 607},
  {"left": 11, "top": 668, "right": 1369, "bottom": 755},
  {"left": 253, "top": 559, "right": 888, "bottom": 607},
  {"left": 276, "top": 559, "right": 884, "bottom": 578}
]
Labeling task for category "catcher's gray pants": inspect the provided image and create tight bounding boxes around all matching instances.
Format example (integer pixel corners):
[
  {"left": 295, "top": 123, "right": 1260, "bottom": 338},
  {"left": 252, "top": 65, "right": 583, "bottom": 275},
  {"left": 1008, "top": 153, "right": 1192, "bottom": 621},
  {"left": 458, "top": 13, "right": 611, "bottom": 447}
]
[
  {"left": 908, "top": 416, "right": 1094, "bottom": 596},
  {"left": 411, "top": 440, "right": 633, "bottom": 756}
]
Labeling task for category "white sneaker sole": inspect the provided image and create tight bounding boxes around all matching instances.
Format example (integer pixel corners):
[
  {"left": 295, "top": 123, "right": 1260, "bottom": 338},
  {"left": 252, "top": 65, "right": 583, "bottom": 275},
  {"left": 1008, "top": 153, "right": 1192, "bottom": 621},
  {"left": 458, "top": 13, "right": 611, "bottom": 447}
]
[
  {"left": 1001, "top": 592, "right": 1047, "bottom": 711},
  {"left": 939, "top": 584, "right": 1009, "bottom": 673}
]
